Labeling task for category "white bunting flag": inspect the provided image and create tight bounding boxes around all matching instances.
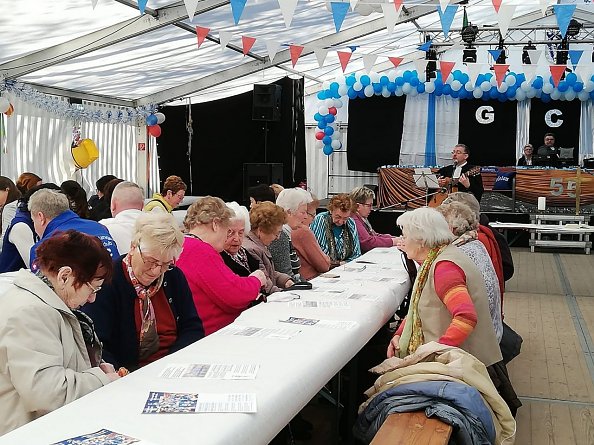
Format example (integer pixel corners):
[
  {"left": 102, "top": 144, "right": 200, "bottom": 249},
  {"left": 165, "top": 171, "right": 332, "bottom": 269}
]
[
  {"left": 314, "top": 48, "right": 329, "bottom": 68},
  {"left": 497, "top": 5, "right": 516, "bottom": 37},
  {"left": 539, "top": 0, "right": 550, "bottom": 17},
  {"left": 184, "top": 0, "right": 200, "bottom": 21},
  {"left": 219, "top": 31, "right": 233, "bottom": 51},
  {"left": 522, "top": 64, "right": 537, "bottom": 82},
  {"left": 439, "top": 0, "right": 450, "bottom": 13},
  {"left": 278, "top": 0, "right": 299, "bottom": 28},
  {"left": 466, "top": 63, "right": 485, "bottom": 86},
  {"left": 381, "top": 3, "right": 402, "bottom": 35},
  {"left": 91, "top": 0, "right": 99, "bottom": 9},
  {"left": 264, "top": 39, "right": 282, "bottom": 63},
  {"left": 362, "top": 54, "right": 378, "bottom": 73},
  {"left": 413, "top": 59, "right": 428, "bottom": 76},
  {"left": 575, "top": 64, "right": 593, "bottom": 83},
  {"left": 527, "top": 49, "right": 542, "bottom": 65},
  {"left": 350, "top": 0, "right": 359, "bottom": 11}
]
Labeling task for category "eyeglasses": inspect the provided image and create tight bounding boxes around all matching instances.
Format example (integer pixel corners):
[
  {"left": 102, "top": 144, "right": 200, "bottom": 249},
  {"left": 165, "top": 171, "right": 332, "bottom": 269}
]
[
  {"left": 87, "top": 282, "right": 102, "bottom": 294},
  {"left": 451, "top": 150, "right": 467, "bottom": 155},
  {"left": 137, "top": 245, "right": 175, "bottom": 271},
  {"left": 360, "top": 203, "right": 373, "bottom": 208},
  {"left": 307, "top": 212, "right": 316, "bottom": 218}
]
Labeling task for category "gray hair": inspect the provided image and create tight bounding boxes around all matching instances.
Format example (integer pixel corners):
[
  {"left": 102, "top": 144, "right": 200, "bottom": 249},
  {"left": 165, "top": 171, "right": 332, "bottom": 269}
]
[
  {"left": 436, "top": 201, "right": 479, "bottom": 236},
  {"left": 442, "top": 192, "right": 480, "bottom": 219},
  {"left": 275, "top": 188, "right": 312, "bottom": 213},
  {"left": 350, "top": 186, "right": 375, "bottom": 204},
  {"left": 397, "top": 207, "right": 454, "bottom": 248},
  {"left": 131, "top": 212, "right": 184, "bottom": 258},
  {"left": 111, "top": 181, "right": 144, "bottom": 208},
  {"left": 28, "top": 189, "right": 69, "bottom": 219},
  {"left": 226, "top": 201, "right": 250, "bottom": 232}
]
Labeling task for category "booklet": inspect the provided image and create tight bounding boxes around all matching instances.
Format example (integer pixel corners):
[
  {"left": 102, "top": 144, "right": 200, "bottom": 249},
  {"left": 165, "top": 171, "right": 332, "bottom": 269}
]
[
  {"left": 288, "top": 300, "right": 351, "bottom": 309},
  {"left": 159, "top": 363, "right": 259, "bottom": 380},
  {"left": 142, "top": 392, "right": 257, "bottom": 414},
  {"left": 280, "top": 317, "right": 358, "bottom": 330},
  {"left": 51, "top": 429, "right": 148, "bottom": 445},
  {"left": 217, "top": 325, "right": 301, "bottom": 340}
]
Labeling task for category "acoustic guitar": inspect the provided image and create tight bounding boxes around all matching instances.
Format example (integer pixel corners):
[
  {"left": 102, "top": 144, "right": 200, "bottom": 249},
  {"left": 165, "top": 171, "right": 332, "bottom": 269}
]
[{"left": 428, "top": 166, "right": 482, "bottom": 207}]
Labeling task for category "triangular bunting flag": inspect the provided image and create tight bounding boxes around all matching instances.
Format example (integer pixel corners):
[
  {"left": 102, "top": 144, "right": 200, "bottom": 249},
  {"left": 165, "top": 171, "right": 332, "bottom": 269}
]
[
  {"left": 91, "top": 0, "right": 99, "bottom": 9},
  {"left": 439, "top": 61, "right": 456, "bottom": 83},
  {"left": 195, "top": 26, "right": 210, "bottom": 49},
  {"left": 414, "top": 59, "right": 428, "bottom": 78},
  {"left": 550, "top": 65, "right": 566, "bottom": 87},
  {"left": 331, "top": 2, "right": 350, "bottom": 33},
  {"left": 539, "top": 0, "right": 549, "bottom": 17},
  {"left": 438, "top": 5, "right": 458, "bottom": 38},
  {"left": 497, "top": 5, "right": 516, "bottom": 37},
  {"left": 362, "top": 54, "right": 378, "bottom": 73},
  {"left": 553, "top": 4, "right": 577, "bottom": 38},
  {"left": 466, "top": 63, "right": 485, "bottom": 86},
  {"left": 230, "top": 0, "right": 248, "bottom": 25},
  {"left": 491, "top": 0, "right": 501, "bottom": 13},
  {"left": 278, "top": 0, "right": 299, "bottom": 28},
  {"left": 314, "top": 48, "right": 329, "bottom": 67},
  {"left": 388, "top": 56, "right": 404, "bottom": 69},
  {"left": 337, "top": 51, "right": 353, "bottom": 72},
  {"left": 576, "top": 65, "right": 593, "bottom": 83},
  {"left": 493, "top": 64, "right": 509, "bottom": 86},
  {"left": 138, "top": 0, "right": 148, "bottom": 14},
  {"left": 527, "top": 49, "right": 542, "bottom": 65},
  {"left": 523, "top": 64, "right": 538, "bottom": 82},
  {"left": 418, "top": 41, "right": 432, "bottom": 52},
  {"left": 264, "top": 39, "right": 282, "bottom": 63},
  {"left": 488, "top": 49, "right": 502, "bottom": 63},
  {"left": 393, "top": 0, "right": 403, "bottom": 11},
  {"left": 219, "top": 31, "right": 232, "bottom": 51},
  {"left": 381, "top": 3, "right": 402, "bottom": 35},
  {"left": 568, "top": 50, "right": 583, "bottom": 71},
  {"left": 289, "top": 44, "right": 304, "bottom": 67},
  {"left": 242, "top": 36, "right": 256, "bottom": 55},
  {"left": 439, "top": 0, "right": 450, "bottom": 13},
  {"left": 184, "top": 0, "right": 200, "bottom": 21},
  {"left": 350, "top": 0, "right": 358, "bottom": 11}
]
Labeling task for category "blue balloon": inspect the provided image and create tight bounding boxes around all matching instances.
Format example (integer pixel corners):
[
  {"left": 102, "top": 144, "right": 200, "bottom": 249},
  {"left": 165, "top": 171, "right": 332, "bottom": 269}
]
[
  {"left": 566, "top": 72, "right": 577, "bottom": 86},
  {"left": 330, "top": 82, "right": 339, "bottom": 91},
  {"left": 417, "top": 83, "right": 425, "bottom": 93},
  {"left": 146, "top": 115, "right": 158, "bottom": 126},
  {"left": 451, "top": 90, "right": 460, "bottom": 98},
  {"left": 481, "top": 93, "right": 490, "bottom": 101},
  {"left": 324, "top": 126, "right": 334, "bottom": 136},
  {"left": 443, "top": 84, "right": 452, "bottom": 95},
  {"left": 541, "top": 93, "right": 551, "bottom": 103},
  {"left": 452, "top": 70, "right": 463, "bottom": 81},
  {"left": 403, "top": 71, "right": 412, "bottom": 82},
  {"left": 317, "top": 122, "right": 327, "bottom": 129},
  {"left": 357, "top": 90, "right": 366, "bottom": 99},
  {"left": 489, "top": 88, "right": 498, "bottom": 99},
  {"left": 476, "top": 74, "right": 485, "bottom": 85},
  {"left": 558, "top": 81, "right": 569, "bottom": 92},
  {"left": 322, "top": 136, "right": 332, "bottom": 145},
  {"left": 516, "top": 73, "right": 526, "bottom": 83},
  {"left": 323, "top": 145, "right": 333, "bottom": 155},
  {"left": 395, "top": 77, "right": 405, "bottom": 86},
  {"left": 460, "top": 73, "right": 469, "bottom": 84},
  {"left": 314, "top": 112, "right": 323, "bottom": 121},
  {"left": 360, "top": 75, "right": 371, "bottom": 86},
  {"left": 317, "top": 91, "right": 326, "bottom": 100},
  {"left": 325, "top": 89, "right": 335, "bottom": 99},
  {"left": 325, "top": 114, "right": 335, "bottom": 123},
  {"left": 497, "top": 95, "right": 507, "bottom": 102},
  {"left": 347, "top": 88, "right": 357, "bottom": 99},
  {"left": 380, "top": 76, "right": 389, "bottom": 86},
  {"left": 434, "top": 85, "right": 443, "bottom": 96},
  {"left": 590, "top": 90, "right": 594, "bottom": 100},
  {"left": 574, "top": 82, "right": 584, "bottom": 92},
  {"left": 373, "top": 83, "right": 382, "bottom": 93},
  {"left": 410, "top": 77, "right": 419, "bottom": 87},
  {"left": 387, "top": 82, "right": 397, "bottom": 92},
  {"left": 346, "top": 76, "right": 356, "bottom": 86},
  {"left": 485, "top": 73, "right": 493, "bottom": 81}
]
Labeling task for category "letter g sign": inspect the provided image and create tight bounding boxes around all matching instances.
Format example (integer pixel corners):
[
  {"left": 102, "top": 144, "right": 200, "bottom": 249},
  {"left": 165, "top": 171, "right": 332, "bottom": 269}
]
[{"left": 476, "top": 106, "right": 494, "bottom": 124}]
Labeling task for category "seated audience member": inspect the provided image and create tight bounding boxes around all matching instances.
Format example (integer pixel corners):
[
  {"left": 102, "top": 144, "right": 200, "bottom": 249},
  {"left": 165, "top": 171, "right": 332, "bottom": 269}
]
[
  {"left": 83, "top": 213, "right": 204, "bottom": 370},
  {"left": 89, "top": 174, "right": 117, "bottom": 221},
  {"left": 350, "top": 186, "right": 398, "bottom": 253},
  {"left": 517, "top": 144, "right": 535, "bottom": 166},
  {"left": 387, "top": 207, "right": 502, "bottom": 368},
  {"left": 0, "top": 231, "right": 119, "bottom": 435},
  {"left": 0, "top": 184, "right": 61, "bottom": 273},
  {"left": 269, "top": 188, "right": 312, "bottom": 280},
  {"left": 93, "top": 178, "right": 124, "bottom": 221},
  {"left": 292, "top": 192, "right": 331, "bottom": 280},
  {"left": 0, "top": 177, "right": 22, "bottom": 249},
  {"left": 177, "top": 197, "right": 266, "bottom": 335},
  {"left": 99, "top": 181, "right": 145, "bottom": 253},
  {"left": 244, "top": 202, "right": 294, "bottom": 293},
  {"left": 61, "top": 180, "right": 91, "bottom": 219},
  {"left": 15, "top": 172, "right": 42, "bottom": 195},
  {"left": 248, "top": 183, "right": 275, "bottom": 208},
  {"left": 28, "top": 189, "right": 119, "bottom": 267},
  {"left": 534, "top": 132, "right": 559, "bottom": 166},
  {"left": 437, "top": 201, "right": 503, "bottom": 342},
  {"left": 143, "top": 175, "right": 186, "bottom": 213},
  {"left": 310, "top": 193, "right": 361, "bottom": 266},
  {"left": 221, "top": 202, "right": 263, "bottom": 277},
  {"left": 270, "top": 183, "right": 284, "bottom": 200}
]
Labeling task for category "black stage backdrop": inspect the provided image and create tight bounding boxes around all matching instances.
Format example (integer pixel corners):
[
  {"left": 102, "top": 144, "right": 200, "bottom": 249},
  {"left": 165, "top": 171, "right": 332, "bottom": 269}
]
[
  {"left": 347, "top": 95, "right": 406, "bottom": 172},
  {"left": 458, "top": 100, "right": 517, "bottom": 166},
  {"left": 529, "top": 99, "right": 580, "bottom": 161},
  {"left": 157, "top": 77, "right": 306, "bottom": 203}
]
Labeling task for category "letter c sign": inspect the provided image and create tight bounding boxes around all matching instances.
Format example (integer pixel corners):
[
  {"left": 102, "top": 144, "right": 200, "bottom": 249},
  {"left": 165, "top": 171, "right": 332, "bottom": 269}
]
[
  {"left": 545, "top": 109, "right": 563, "bottom": 128},
  {"left": 475, "top": 106, "right": 495, "bottom": 124}
]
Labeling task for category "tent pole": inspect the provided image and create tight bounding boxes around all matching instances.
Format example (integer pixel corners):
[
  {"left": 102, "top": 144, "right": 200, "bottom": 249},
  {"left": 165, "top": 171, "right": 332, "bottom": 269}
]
[{"left": 186, "top": 98, "right": 193, "bottom": 195}]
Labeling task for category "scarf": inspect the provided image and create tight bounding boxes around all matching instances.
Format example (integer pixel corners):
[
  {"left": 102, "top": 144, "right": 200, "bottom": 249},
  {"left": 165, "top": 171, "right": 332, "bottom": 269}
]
[
  {"left": 123, "top": 254, "right": 164, "bottom": 362},
  {"left": 323, "top": 212, "right": 354, "bottom": 262},
  {"left": 452, "top": 230, "right": 478, "bottom": 247},
  {"left": 226, "top": 247, "right": 251, "bottom": 273},
  {"left": 398, "top": 244, "right": 448, "bottom": 357}
]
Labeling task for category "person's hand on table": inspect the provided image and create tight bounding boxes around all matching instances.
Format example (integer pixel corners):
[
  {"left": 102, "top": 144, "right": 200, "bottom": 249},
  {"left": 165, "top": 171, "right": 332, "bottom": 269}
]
[
  {"left": 284, "top": 279, "right": 295, "bottom": 288},
  {"left": 387, "top": 335, "right": 400, "bottom": 358},
  {"left": 249, "top": 269, "right": 267, "bottom": 287},
  {"left": 99, "top": 362, "right": 121, "bottom": 381}
]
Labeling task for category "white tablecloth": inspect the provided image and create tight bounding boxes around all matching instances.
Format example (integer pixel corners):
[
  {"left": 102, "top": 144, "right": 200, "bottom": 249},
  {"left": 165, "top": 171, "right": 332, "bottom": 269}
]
[{"left": 0, "top": 248, "right": 410, "bottom": 445}]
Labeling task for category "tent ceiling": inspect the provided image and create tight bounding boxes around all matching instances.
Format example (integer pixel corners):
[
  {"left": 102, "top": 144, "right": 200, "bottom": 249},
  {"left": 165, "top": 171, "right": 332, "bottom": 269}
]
[{"left": 1, "top": 0, "right": 594, "bottom": 106}]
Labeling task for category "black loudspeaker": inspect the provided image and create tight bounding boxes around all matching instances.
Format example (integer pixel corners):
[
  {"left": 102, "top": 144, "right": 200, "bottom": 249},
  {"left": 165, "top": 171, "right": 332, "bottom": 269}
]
[
  {"left": 243, "top": 163, "right": 283, "bottom": 202},
  {"left": 253, "top": 84, "right": 282, "bottom": 121}
]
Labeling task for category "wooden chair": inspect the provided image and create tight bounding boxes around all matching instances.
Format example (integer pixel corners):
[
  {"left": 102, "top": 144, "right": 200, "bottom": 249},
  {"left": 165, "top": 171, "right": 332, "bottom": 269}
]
[{"left": 370, "top": 412, "right": 453, "bottom": 445}]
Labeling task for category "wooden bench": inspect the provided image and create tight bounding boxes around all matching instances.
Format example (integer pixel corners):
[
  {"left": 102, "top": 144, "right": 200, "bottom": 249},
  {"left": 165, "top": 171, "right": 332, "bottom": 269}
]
[{"left": 370, "top": 412, "right": 453, "bottom": 445}]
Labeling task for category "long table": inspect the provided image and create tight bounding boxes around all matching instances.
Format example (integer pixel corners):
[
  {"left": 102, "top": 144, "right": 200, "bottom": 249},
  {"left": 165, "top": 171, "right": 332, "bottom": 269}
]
[{"left": 0, "top": 248, "right": 409, "bottom": 445}]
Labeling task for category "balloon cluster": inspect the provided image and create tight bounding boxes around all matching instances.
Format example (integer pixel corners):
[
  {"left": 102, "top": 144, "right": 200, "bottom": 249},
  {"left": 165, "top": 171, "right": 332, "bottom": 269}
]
[
  {"left": 313, "top": 83, "right": 344, "bottom": 155},
  {"left": 0, "top": 96, "right": 14, "bottom": 116},
  {"left": 146, "top": 112, "right": 166, "bottom": 138}
]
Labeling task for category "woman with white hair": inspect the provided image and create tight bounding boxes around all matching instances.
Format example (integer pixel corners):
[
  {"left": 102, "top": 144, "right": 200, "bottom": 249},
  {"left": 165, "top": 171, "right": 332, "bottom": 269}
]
[
  {"left": 82, "top": 212, "right": 204, "bottom": 371},
  {"left": 221, "top": 202, "right": 263, "bottom": 278},
  {"left": 387, "top": 207, "right": 502, "bottom": 368}
]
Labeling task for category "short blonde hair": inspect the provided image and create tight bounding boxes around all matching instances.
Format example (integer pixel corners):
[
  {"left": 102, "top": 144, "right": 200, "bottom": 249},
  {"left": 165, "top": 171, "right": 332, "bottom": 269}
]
[
  {"left": 276, "top": 188, "right": 312, "bottom": 213},
  {"left": 436, "top": 201, "right": 479, "bottom": 236},
  {"left": 132, "top": 212, "right": 184, "bottom": 258},
  {"left": 226, "top": 201, "right": 250, "bottom": 232},
  {"left": 350, "top": 186, "right": 375, "bottom": 204},
  {"left": 328, "top": 194, "right": 356, "bottom": 213},
  {"left": 250, "top": 202, "right": 286, "bottom": 233},
  {"left": 397, "top": 207, "right": 454, "bottom": 248},
  {"left": 28, "top": 189, "right": 69, "bottom": 219},
  {"left": 184, "top": 196, "right": 234, "bottom": 231}
]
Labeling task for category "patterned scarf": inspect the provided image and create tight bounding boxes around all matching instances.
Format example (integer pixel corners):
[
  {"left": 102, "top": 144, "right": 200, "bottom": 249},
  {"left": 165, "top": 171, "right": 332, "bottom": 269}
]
[
  {"left": 323, "top": 212, "right": 354, "bottom": 262},
  {"left": 228, "top": 247, "right": 251, "bottom": 272},
  {"left": 398, "top": 244, "right": 448, "bottom": 357},
  {"left": 123, "top": 254, "right": 163, "bottom": 362},
  {"left": 452, "top": 230, "right": 478, "bottom": 247}
]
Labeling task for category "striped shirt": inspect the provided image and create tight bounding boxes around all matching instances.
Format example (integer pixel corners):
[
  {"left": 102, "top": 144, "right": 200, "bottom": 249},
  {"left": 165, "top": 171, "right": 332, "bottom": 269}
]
[{"left": 310, "top": 212, "right": 361, "bottom": 262}]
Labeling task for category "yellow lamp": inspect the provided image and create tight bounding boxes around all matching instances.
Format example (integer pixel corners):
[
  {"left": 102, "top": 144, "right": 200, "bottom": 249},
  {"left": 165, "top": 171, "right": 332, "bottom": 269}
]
[{"left": 71, "top": 139, "right": 99, "bottom": 169}]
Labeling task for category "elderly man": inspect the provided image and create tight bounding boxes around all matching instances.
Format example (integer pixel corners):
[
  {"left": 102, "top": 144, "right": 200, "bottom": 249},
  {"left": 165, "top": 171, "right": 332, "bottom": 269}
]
[
  {"left": 28, "top": 189, "right": 119, "bottom": 267},
  {"left": 100, "top": 181, "right": 145, "bottom": 253},
  {"left": 437, "top": 143, "right": 483, "bottom": 202},
  {"left": 535, "top": 133, "right": 559, "bottom": 167},
  {"left": 143, "top": 175, "right": 187, "bottom": 213}
]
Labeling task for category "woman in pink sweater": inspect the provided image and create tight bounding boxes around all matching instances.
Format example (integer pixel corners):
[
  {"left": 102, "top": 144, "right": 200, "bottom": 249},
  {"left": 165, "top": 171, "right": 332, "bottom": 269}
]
[{"left": 177, "top": 197, "right": 266, "bottom": 335}]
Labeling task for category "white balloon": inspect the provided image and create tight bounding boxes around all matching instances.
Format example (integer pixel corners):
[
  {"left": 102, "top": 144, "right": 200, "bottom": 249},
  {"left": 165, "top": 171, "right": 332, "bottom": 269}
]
[
  {"left": 480, "top": 81, "right": 491, "bottom": 92},
  {"left": 315, "top": 140, "right": 323, "bottom": 149},
  {"left": 451, "top": 80, "right": 462, "bottom": 92},
  {"left": 497, "top": 82, "right": 508, "bottom": 93},
  {"left": 425, "top": 82, "right": 436, "bottom": 93},
  {"left": 370, "top": 72, "right": 380, "bottom": 83},
  {"left": 338, "top": 85, "right": 348, "bottom": 96},
  {"left": 526, "top": 89, "right": 537, "bottom": 99},
  {"left": 395, "top": 87, "right": 404, "bottom": 96},
  {"left": 565, "top": 89, "right": 577, "bottom": 101},
  {"left": 388, "top": 70, "right": 397, "bottom": 82},
  {"left": 446, "top": 74, "right": 454, "bottom": 84},
  {"left": 382, "top": 89, "right": 391, "bottom": 98},
  {"left": 353, "top": 81, "right": 363, "bottom": 92},
  {"left": 325, "top": 98, "right": 334, "bottom": 107},
  {"left": 579, "top": 90, "right": 590, "bottom": 101},
  {"left": 585, "top": 81, "right": 594, "bottom": 93},
  {"left": 473, "top": 88, "right": 483, "bottom": 99},
  {"left": 409, "top": 89, "right": 418, "bottom": 97},
  {"left": 520, "top": 81, "right": 531, "bottom": 92},
  {"left": 505, "top": 75, "right": 516, "bottom": 86},
  {"left": 515, "top": 89, "right": 526, "bottom": 101},
  {"left": 0, "top": 97, "right": 9, "bottom": 114},
  {"left": 542, "top": 83, "right": 554, "bottom": 94},
  {"left": 334, "top": 99, "right": 343, "bottom": 108},
  {"left": 335, "top": 74, "right": 346, "bottom": 85},
  {"left": 490, "top": 77, "right": 498, "bottom": 86},
  {"left": 331, "top": 139, "right": 341, "bottom": 149},
  {"left": 364, "top": 85, "right": 374, "bottom": 97},
  {"left": 550, "top": 90, "right": 561, "bottom": 100},
  {"left": 331, "top": 131, "right": 340, "bottom": 140},
  {"left": 155, "top": 112, "right": 166, "bottom": 124},
  {"left": 319, "top": 106, "right": 329, "bottom": 115},
  {"left": 464, "top": 81, "right": 474, "bottom": 92},
  {"left": 402, "top": 84, "right": 412, "bottom": 94}
]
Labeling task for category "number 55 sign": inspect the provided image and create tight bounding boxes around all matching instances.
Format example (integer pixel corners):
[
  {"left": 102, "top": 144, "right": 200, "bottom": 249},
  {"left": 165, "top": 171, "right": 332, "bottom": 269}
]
[{"left": 550, "top": 178, "right": 576, "bottom": 198}]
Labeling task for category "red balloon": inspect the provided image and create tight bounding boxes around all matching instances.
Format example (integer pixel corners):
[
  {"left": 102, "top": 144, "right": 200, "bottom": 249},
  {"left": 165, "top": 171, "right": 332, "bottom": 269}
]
[
  {"left": 148, "top": 124, "right": 162, "bottom": 138},
  {"left": 328, "top": 107, "right": 337, "bottom": 115},
  {"left": 315, "top": 131, "right": 325, "bottom": 140}
]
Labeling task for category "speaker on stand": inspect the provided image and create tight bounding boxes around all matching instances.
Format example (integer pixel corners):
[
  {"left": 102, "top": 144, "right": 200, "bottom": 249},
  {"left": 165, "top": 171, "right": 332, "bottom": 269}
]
[{"left": 253, "top": 84, "right": 282, "bottom": 162}]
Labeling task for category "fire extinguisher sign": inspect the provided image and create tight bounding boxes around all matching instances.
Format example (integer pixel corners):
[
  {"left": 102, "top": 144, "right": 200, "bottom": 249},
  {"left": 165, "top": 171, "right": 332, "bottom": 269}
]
[{"left": 138, "top": 143, "right": 146, "bottom": 151}]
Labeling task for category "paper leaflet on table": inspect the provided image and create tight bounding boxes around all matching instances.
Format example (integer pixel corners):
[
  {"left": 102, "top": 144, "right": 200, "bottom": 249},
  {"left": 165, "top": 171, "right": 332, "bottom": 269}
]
[
  {"left": 142, "top": 392, "right": 257, "bottom": 413},
  {"left": 288, "top": 300, "right": 351, "bottom": 308},
  {"left": 159, "top": 363, "right": 259, "bottom": 379},
  {"left": 217, "top": 325, "right": 301, "bottom": 339},
  {"left": 50, "top": 429, "right": 154, "bottom": 445},
  {"left": 280, "top": 316, "right": 358, "bottom": 330}
]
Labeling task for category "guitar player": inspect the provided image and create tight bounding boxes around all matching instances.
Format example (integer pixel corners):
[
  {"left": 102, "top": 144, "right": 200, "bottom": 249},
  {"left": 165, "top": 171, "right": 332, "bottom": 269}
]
[{"left": 437, "top": 143, "right": 484, "bottom": 202}]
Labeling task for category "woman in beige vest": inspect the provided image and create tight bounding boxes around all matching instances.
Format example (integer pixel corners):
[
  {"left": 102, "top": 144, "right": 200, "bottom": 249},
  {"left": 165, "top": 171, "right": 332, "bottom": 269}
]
[{"left": 387, "top": 207, "right": 502, "bottom": 367}]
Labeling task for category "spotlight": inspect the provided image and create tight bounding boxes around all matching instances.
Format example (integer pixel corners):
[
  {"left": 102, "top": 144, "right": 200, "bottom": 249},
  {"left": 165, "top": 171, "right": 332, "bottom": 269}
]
[
  {"left": 461, "top": 24, "right": 479, "bottom": 45},
  {"left": 495, "top": 36, "right": 506, "bottom": 64},
  {"left": 522, "top": 40, "right": 537, "bottom": 64},
  {"left": 463, "top": 45, "right": 477, "bottom": 63},
  {"left": 567, "top": 19, "right": 582, "bottom": 37},
  {"left": 425, "top": 41, "right": 437, "bottom": 80}
]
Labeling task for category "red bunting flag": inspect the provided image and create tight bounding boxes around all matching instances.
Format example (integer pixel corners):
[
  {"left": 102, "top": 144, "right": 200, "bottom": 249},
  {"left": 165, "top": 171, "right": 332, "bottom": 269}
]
[
  {"left": 242, "top": 36, "right": 256, "bottom": 55},
  {"left": 289, "top": 45, "right": 304, "bottom": 67},
  {"left": 195, "top": 26, "right": 210, "bottom": 49},
  {"left": 388, "top": 57, "right": 403, "bottom": 69},
  {"left": 439, "top": 61, "right": 456, "bottom": 83},
  {"left": 550, "top": 65, "right": 566, "bottom": 87},
  {"left": 393, "top": 0, "right": 403, "bottom": 11},
  {"left": 337, "top": 51, "right": 353, "bottom": 72},
  {"left": 493, "top": 64, "right": 509, "bottom": 86},
  {"left": 491, "top": 0, "right": 502, "bottom": 13}
]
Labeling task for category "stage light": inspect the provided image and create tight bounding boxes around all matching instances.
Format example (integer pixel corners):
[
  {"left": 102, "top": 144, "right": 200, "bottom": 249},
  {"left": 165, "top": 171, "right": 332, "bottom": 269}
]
[
  {"left": 522, "top": 40, "right": 536, "bottom": 64},
  {"left": 495, "top": 36, "right": 506, "bottom": 64},
  {"left": 461, "top": 24, "right": 479, "bottom": 45},
  {"left": 425, "top": 40, "right": 437, "bottom": 80},
  {"left": 556, "top": 38, "right": 569, "bottom": 66},
  {"left": 567, "top": 19, "right": 582, "bottom": 37},
  {"left": 463, "top": 45, "right": 477, "bottom": 63}
]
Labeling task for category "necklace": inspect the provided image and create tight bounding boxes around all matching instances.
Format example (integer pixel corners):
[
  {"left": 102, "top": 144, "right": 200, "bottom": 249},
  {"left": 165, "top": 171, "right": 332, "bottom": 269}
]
[{"left": 185, "top": 233, "right": 201, "bottom": 240}]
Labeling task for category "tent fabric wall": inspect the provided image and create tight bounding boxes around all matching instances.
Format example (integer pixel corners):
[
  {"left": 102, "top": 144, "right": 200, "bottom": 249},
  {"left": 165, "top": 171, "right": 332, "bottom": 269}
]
[{"left": 581, "top": 101, "right": 594, "bottom": 161}]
